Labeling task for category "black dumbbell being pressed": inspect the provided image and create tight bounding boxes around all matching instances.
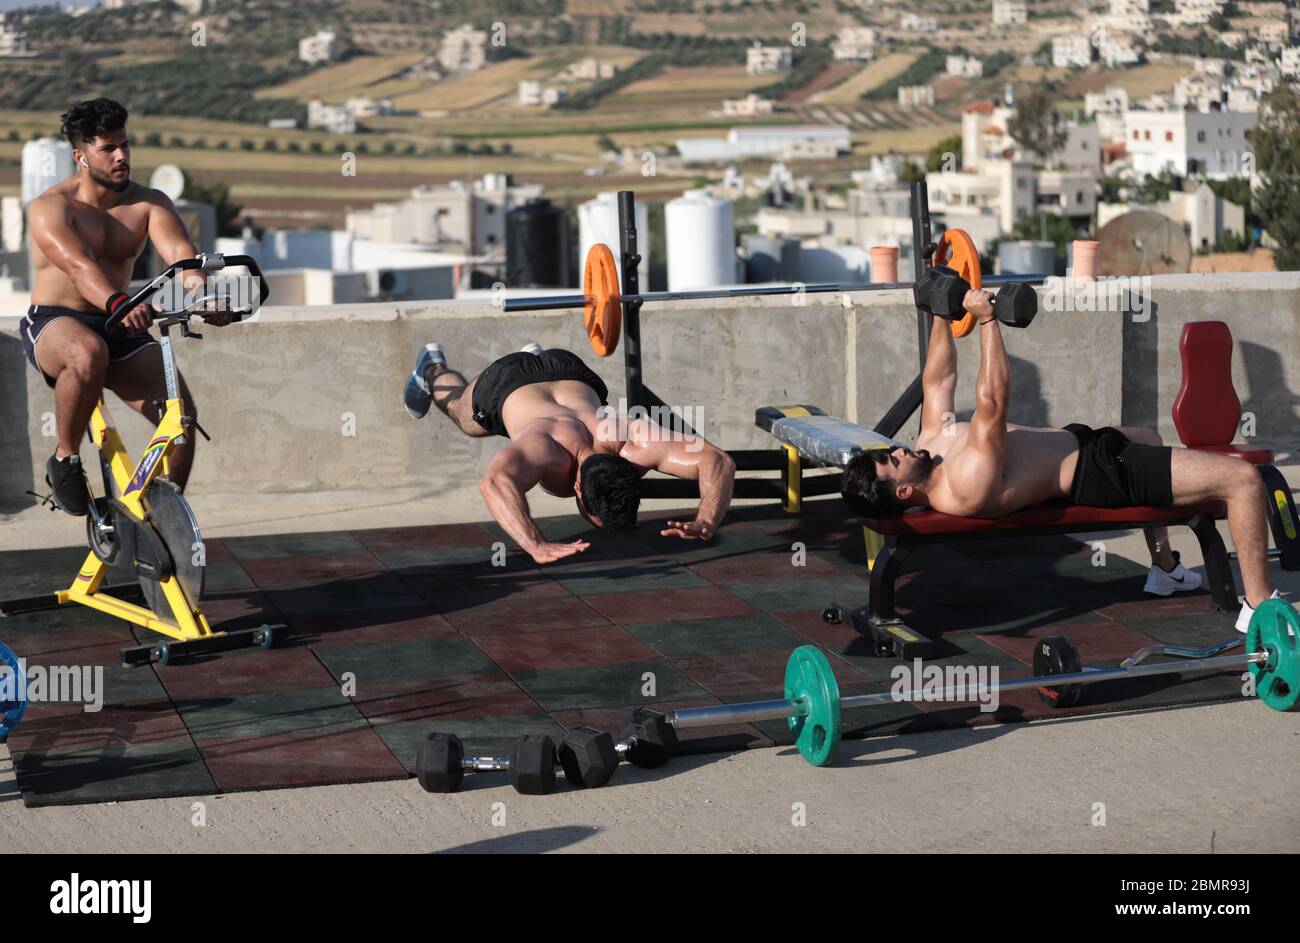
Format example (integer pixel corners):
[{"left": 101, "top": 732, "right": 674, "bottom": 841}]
[{"left": 915, "top": 264, "right": 1038, "bottom": 329}]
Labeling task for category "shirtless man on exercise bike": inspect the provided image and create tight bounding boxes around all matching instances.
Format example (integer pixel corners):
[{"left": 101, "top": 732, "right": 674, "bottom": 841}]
[
  {"left": 841, "top": 288, "right": 1283, "bottom": 632},
  {"left": 21, "top": 97, "right": 234, "bottom": 516},
  {"left": 403, "top": 343, "right": 737, "bottom": 564}
]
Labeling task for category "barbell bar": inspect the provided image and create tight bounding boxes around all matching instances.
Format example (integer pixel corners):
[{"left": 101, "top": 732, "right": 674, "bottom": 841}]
[
  {"left": 662, "top": 598, "right": 1300, "bottom": 767},
  {"left": 502, "top": 240, "right": 1047, "bottom": 358}
]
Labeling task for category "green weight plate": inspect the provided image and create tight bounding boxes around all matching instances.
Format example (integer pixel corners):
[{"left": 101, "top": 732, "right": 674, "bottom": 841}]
[
  {"left": 1245, "top": 598, "right": 1300, "bottom": 712},
  {"left": 785, "top": 645, "right": 842, "bottom": 766}
]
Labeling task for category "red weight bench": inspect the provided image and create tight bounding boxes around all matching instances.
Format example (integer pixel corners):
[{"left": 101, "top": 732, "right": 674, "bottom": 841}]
[{"left": 833, "top": 501, "right": 1235, "bottom": 658}]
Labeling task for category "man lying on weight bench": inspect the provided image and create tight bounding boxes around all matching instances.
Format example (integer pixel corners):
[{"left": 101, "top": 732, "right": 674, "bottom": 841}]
[
  {"left": 403, "top": 343, "right": 736, "bottom": 564},
  {"left": 841, "top": 288, "right": 1282, "bottom": 632}
]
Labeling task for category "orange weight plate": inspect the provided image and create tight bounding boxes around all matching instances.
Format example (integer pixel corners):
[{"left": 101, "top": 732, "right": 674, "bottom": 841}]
[
  {"left": 583, "top": 243, "right": 622, "bottom": 357},
  {"left": 933, "top": 230, "right": 982, "bottom": 338}
]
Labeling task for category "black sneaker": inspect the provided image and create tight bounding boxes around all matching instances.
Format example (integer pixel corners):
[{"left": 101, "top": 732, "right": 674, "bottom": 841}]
[{"left": 45, "top": 453, "right": 90, "bottom": 516}]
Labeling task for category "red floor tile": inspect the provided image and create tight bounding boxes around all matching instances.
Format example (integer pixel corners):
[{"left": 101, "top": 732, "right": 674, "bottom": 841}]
[
  {"left": 584, "top": 586, "right": 758, "bottom": 624},
  {"left": 473, "top": 625, "right": 657, "bottom": 671},
  {"left": 240, "top": 552, "right": 385, "bottom": 590},
  {"left": 200, "top": 726, "right": 408, "bottom": 791},
  {"left": 352, "top": 523, "right": 497, "bottom": 552},
  {"left": 349, "top": 672, "right": 542, "bottom": 725},
  {"left": 154, "top": 646, "right": 338, "bottom": 699}
]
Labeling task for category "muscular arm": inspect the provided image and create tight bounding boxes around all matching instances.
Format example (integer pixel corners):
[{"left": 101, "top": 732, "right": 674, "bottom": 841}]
[
  {"left": 28, "top": 195, "right": 120, "bottom": 308},
  {"left": 956, "top": 296, "right": 1010, "bottom": 511},
  {"left": 147, "top": 191, "right": 204, "bottom": 298},
  {"left": 620, "top": 419, "right": 735, "bottom": 536},
  {"left": 480, "top": 433, "right": 587, "bottom": 561},
  {"left": 920, "top": 313, "right": 957, "bottom": 438}
]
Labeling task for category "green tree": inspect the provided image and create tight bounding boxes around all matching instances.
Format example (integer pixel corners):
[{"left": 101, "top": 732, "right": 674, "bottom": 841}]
[
  {"left": 925, "top": 134, "right": 962, "bottom": 173},
  {"left": 1253, "top": 84, "right": 1300, "bottom": 270},
  {"left": 1009, "top": 211, "right": 1083, "bottom": 260},
  {"left": 1006, "top": 87, "right": 1068, "bottom": 165},
  {"left": 899, "top": 160, "right": 926, "bottom": 184},
  {"left": 180, "top": 178, "right": 243, "bottom": 238}
]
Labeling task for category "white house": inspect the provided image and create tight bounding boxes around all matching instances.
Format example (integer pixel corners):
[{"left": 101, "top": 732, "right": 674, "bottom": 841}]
[
  {"left": 299, "top": 28, "right": 336, "bottom": 65},
  {"left": 993, "top": 0, "right": 1028, "bottom": 26},
  {"left": 1124, "top": 109, "right": 1258, "bottom": 179},
  {"left": 1052, "top": 35, "right": 1094, "bottom": 69},
  {"left": 746, "top": 43, "right": 793, "bottom": 75}
]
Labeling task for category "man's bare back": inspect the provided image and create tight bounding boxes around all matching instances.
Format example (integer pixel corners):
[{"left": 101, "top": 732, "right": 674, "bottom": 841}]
[
  {"left": 916, "top": 421, "right": 1080, "bottom": 517},
  {"left": 499, "top": 379, "right": 613, "bottom": 498}
]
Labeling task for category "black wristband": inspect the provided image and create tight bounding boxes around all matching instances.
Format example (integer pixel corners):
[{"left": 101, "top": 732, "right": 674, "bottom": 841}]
[{"left": 105, "top": 292, "right": 129, "bottom": 317}]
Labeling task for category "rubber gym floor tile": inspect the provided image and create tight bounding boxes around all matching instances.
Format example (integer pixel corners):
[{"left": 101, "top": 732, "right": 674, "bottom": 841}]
[
  {"left": 542, "top": 557, "right": 711, "bottom": 597},
  {"left": 175, "top": 685, "right": 371, "bottom": 740},
  {"left": 222, "top": 530, "right": 369, "bottom": 561},
  {"left": 721, "top": 574, "right": 873, "bottom": 615},
  {"left": 198, "top": 726, "right": 409, "bottom": 792},
  {"left": 5, "top": 699, "right": 188, "bottom": 754},
  {"left": 637, "top": 523, "right": 792, "bottom": 564},
  {"left": 511, "top": 660, "right": 709, "bottom": 712},
  {"left": 841, "top": 631, "right": 1028, "bottom": 685},
  {"left": 978, "top": 619, "right": 1159, "bottom": 665},
  {"left": 373, "top": 545, "right": 536, "bottom": 580},
  {"left": 348, "top": 671, "right": 542, "bottom": 726},
  {"left": 21, "top": 643, "right": 167, "bottom": 707},
  {"left": 1118, "top": 608, "right": 1241, "bottom": 646},
  {"left": 1091, "top": 591, "right": 1224, "bottom": 622},
  {"left": 479, "top": 513, "right": 592, "bottom": 545},
  {"left": 686, "top": 547, "right": 844, "bottom": 584},
  {"left": 240, "top": 551, "right": 386, "bottom": 590},
  {"left": 198, "top": 538, "right": 235, "bottom": 563},
  {"left": 199, "top": 589, "right": 286, "bottom": 634},
  {"left": 996, "top": 551, "right": 1151, "bottom": 584},
  {"left": 14, "top": 734, "right": 217, "bottom": 807},
  {"left": 773, "top": 610, "right": 883, "bottom": 655},
  {"left": 200, "top": 560, "right": 257, "bottom": 594},
  {"left": 302, "top": 609, "right": 460, "bottom": 647},
  {"left": 669, "top": 649, "right": 809, "bottom": 697},
  {"left": 952, "top": 534, "right": 1092, "bottom": 562},
  {"left": 918, "top": 599, "right": 1109, "bottom": 636},
  {"left": 0, "top": 546, "right": 93, "bottom": 596},
  {"left": 474, "top": 624, "right": 658, "bottom": 671},
  {"left": 624, "top": 613, "right": 806, "bottom": 658},
  {"left": 441, "top": 581, "right": 612, "bottom": 634},
  {"left": 351, "top": 522, "right": 497, "bottom": 553},
  {"left": 374, "top": 713, "right": 564, "bottom": 773},
  {"left": 0, "top": 622, "right": 136, "bottom": 659},
  {"left": 154, "top": 645, "right": 338, "bottom": 699},
  {"left": 315, "top": 636, "right": 497, "bottom": 686},
  {"left": 262, "top": 571, "right": 428, "bottom": 619},
  {"left": 0, "top": 598, "right": 136, "bottom": 635},
  {"left": 582, "top": 585, "right": 759, "bottom": 623}
]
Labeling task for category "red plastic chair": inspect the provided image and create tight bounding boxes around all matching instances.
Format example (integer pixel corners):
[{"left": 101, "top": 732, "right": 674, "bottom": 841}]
[{"left": 1171, "top": 321, "right": 1274, "bottom": 464}]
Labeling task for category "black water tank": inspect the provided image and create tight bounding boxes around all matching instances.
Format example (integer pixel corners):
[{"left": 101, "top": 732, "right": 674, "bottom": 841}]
[{"left": 506, "top": 198, "right": 569, "bottom": 288}]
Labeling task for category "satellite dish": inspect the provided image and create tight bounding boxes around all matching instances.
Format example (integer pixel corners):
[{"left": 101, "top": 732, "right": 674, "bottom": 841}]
[
  {"left": 1096, "top": 211, "right": 1192, "bottom": 276},
  {"left": 150, "top": 163, "right": 186, "bottom": 201}
]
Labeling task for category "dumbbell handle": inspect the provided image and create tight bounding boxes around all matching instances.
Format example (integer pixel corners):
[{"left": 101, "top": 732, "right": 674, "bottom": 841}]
[{"left": 461, "top": 755, "right": 512, "bottom": 772}]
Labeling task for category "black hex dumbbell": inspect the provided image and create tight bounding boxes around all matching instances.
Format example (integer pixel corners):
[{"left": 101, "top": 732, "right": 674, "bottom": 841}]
[
  {"left": 557, "top": 709, "right": 681, "bottom": 787},
  {"left": 916, "top": 265, "right": 1038, "bottom": 329},
  {"left": 417, "top": 732, "right": 558, "bottom": 795}
]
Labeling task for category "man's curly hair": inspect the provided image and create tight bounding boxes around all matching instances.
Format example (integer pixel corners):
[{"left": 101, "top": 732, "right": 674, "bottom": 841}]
[{"left": 60, "top": 98, "right": 128, "bottom": 149}]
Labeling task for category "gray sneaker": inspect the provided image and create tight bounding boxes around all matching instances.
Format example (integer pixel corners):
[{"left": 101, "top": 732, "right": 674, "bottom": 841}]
[{"left": 404, "top": 343, "right": 447, "bottom": 419}]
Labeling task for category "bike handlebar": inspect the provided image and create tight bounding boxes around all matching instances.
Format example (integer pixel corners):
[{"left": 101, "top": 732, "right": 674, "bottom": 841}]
[{"left": 104, "top": 253, "right": 270, "bottom": 333}]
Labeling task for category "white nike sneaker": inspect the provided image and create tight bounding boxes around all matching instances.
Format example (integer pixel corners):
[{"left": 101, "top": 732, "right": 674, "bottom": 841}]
[
  {"left": 403, "top": 343, "right": 447, "bottom": 419},
  {"left": 519, "top": 341, "right": 543, "bottom": 356},
  {"left": 1143, "top": 551, "right": 1203, "bottom": 596},
  {"left": 1236, "top": 589, "right": 1286, "bottom": 634}
]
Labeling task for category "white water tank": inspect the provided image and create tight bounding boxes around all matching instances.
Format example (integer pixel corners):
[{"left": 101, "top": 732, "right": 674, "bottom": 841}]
[
  {"left": 578, "top": 192, "right": 650, "bottom": 287},
  {"left": 665, "top": 189, "right": 735, "bottom": 290},
  {"left": 21, "top": 137, "right": 73, "bottom": 206}
]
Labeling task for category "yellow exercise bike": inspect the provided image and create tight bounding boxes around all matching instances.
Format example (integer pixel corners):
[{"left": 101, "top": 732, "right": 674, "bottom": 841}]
[{"left": 3, "top": 253, "right": 281, "bottom": 667}]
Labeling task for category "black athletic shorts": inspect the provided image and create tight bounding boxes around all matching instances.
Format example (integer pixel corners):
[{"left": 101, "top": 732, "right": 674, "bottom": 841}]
[
  {"left": 1064, "top": 423, "right": 1174, "bottom": 508},
  {"left": 20, "top": 304, "right": 158, "bottom": 389},
  {"left": 470, "top": 348, "right": 609, "bottom": 438}
]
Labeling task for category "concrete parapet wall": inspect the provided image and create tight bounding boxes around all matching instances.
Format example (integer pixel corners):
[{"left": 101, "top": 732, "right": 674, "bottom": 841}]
[{"left": 2, "top": 271, "right": 1298, "bottom": 509}]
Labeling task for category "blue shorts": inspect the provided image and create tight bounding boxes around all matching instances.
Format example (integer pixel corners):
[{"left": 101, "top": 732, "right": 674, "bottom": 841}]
[{"left": 19, "top": 304, "right": 158, "bottom": 389}]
